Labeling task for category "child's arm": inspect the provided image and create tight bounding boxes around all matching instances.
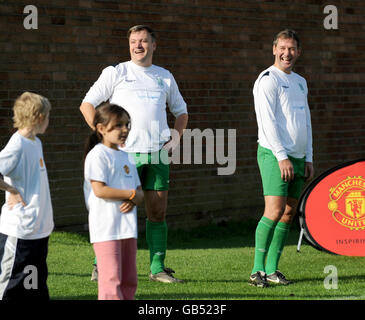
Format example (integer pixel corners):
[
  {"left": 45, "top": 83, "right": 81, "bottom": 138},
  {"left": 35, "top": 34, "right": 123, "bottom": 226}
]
[
  {"left": 119, "top": 186, "right": 144, "bottom": 213},
  {"left": 90, "top": 180, "right": 139, "bottom": 201},
  {"left": 91, "top": 181, "right": 144, "bottom": 214},
  {"left": 0, "top": 179, "right": 26, "bottom": 208},
  {"left": 131, "top": 186, "right": 143, "bottom": 206}
]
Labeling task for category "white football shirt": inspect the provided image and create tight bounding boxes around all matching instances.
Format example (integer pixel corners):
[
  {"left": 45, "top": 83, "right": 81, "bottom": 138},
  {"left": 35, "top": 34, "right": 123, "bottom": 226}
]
[
  {"left": 253, "top": 65, "right": 313, "bottom": 162},
  {"left": 0, "top": 132, "right": 54, "bottom": 239},
  {"left": 82, "top": 60, "right": 187, "bottom": 153},
  {"left": 84, "top": 143, "right": 141, "bottom": 243}
]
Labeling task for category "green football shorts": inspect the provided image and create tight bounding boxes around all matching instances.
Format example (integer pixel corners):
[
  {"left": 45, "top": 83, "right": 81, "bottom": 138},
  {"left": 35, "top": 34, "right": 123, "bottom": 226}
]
[
  {"left": 132, "top": 148, "right": 169, "bottom": 191},
  {"left": 257, "top": 145, "right": 305, "bottom": 199}
]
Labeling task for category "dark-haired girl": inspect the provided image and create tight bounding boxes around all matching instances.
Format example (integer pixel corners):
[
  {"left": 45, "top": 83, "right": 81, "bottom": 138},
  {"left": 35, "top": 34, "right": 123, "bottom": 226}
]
[{"left": 83, "top": 103, "right": 143, "bottom": 300}]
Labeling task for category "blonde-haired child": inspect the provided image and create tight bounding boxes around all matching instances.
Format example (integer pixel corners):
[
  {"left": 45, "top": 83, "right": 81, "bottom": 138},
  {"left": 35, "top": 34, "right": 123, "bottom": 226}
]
[{"left": 0, "top": 91, "right": 54, "bottom": 300}]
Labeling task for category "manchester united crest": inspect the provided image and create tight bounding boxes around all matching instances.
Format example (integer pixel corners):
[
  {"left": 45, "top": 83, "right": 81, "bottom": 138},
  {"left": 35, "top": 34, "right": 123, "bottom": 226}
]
[{"left": 328, "top": 176, "right": 365, "bottom": 230}]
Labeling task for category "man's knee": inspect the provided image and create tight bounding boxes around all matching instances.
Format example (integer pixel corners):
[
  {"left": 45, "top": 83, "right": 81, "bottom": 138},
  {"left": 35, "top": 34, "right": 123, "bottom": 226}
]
[
  {"left": 147, "top": 208, "right": 165, "bottom": 222},
  {"left": 145, "top": 199, "right": 167, "bottom": 222},
  {"left": 264, "top": 207, "right": 285, "bottom": 221},
  {"left": 280, "top": 197, "right": 298, "bottom": 224},
  {"left": 263, "top": 196, "right": 287, "bottom": 221},
  {"left": 145, "top": 191, "right": 168, "bottom": 222}
]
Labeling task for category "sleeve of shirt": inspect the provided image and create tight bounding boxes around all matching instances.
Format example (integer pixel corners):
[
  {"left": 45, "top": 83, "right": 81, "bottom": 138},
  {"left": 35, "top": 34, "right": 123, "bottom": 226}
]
[
  {"left": 0, "top": 136, "right": 21, "bottom": 177},
  {"left": 84, "top": 149, "right": 109, "bottom": 185},
  {"left": 304, "top": 81, "right": 313, "bottom": 163},
  {"left": 255, "top": 75, "right": 288, "bottom": 161},
  {"left": 82, "top": 66, "right": 118, "bottom": 108},
  {"left": 166, "top": 72, "right": 187, "bottom": 118}
]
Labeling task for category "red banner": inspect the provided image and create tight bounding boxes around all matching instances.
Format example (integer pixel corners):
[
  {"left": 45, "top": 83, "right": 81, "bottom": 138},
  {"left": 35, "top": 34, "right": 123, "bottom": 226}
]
[{"left": 298, "top": 159, "right": 365, "bottom": 256}]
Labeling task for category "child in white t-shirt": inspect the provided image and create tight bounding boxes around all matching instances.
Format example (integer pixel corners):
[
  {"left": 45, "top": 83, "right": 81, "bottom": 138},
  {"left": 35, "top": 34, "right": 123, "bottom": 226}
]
[
  {"left": 83, "top": 102, "right": 143, "bottom": 300},
  {"left": 0, "top": 92, "right": 54, "bottom": 300}
]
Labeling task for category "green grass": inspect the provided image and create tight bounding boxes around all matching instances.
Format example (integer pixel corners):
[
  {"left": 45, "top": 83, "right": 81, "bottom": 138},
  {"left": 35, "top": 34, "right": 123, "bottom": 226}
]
[{"left": 47, "top": 220, "right": 365, "bottom": 300}]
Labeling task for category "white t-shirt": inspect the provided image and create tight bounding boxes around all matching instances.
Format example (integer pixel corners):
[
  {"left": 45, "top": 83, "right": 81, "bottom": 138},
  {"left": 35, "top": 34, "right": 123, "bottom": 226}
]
[
  {"left": 0, "top": 132, "right": 54, "bottom": 239},
  {"left": 82, "top": 60, "right": 187, "bottom": 153},
  {"left": 84, "top": 143, "right": 141, "bottom": 243},
  {"left": 253, "top": 65, "right": 313, "bottom": 162}
]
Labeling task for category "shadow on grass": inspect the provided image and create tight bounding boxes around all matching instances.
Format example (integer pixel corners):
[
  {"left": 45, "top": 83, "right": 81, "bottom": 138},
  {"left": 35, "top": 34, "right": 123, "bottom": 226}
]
[
  {"left": 137, "top": 219, "right": 303, "bottom": 250},
  {"left": 50, "top": 292, "right": 365, "bottom": 300},
  {"left": 135, "top": 291, "right": 364, "bottom": 300},
  {"left": 135, "top": 273, "right": 365, "bottom": 285},
  {"left": 49, "top": 272, "right": 91, "bottom": 278},
  {"left": 55, "top": 219, "right": 305, "bottom": 250},
  {"left": 51, "top": 295, "right": 97, "bottom": 300},
  {"left": 291, "top": 274, "right": 365, "bottom": 283}
]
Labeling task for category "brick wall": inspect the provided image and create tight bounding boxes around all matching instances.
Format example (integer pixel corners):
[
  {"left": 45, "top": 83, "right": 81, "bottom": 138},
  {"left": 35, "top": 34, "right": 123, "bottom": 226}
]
[{"left": 0, "top": 0, "right": 364, "bottom": 230}]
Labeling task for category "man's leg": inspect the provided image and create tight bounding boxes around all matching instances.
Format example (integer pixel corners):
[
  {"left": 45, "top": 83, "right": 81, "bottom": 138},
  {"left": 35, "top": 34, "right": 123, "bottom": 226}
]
[
  {"left": 249, "top": 196, "right": 286, "bottom": 287},
  {"left": 144, "top": 190, "right": 168, "bottom": 275},
  {"left": 265, "top": 197, "right": 298, "bottom": 284},
  {"left": 136, "top": 150, "right": 182, "bottom": 283},
  {"left": 252, "top": 196, "right": 286, "bottom": 273},
  {"left": 265, "top": 156, "right": 305, "bottom": 283},
  {"left": 251, "top": 216, "right": 277, "bottom": 274},
  {"left": 145, "top": 190, "right": 183, "bottom": 283}
]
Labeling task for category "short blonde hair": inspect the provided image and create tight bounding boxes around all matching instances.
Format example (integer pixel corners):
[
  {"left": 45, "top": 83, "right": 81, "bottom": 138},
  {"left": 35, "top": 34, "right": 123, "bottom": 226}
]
[{"left": 13, "top": 92, "right": 51, "bottom": 129}]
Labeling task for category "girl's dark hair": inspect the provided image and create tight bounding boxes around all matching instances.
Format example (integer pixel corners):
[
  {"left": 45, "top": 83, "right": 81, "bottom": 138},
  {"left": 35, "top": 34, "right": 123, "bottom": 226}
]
[{"left": 83, "top": 102, "right": 130, "bottom": 161}]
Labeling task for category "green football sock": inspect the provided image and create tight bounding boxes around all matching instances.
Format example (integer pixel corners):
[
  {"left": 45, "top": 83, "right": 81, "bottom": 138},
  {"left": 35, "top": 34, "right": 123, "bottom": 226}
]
[
  {"left": 146, "top": 219, "right": 167, "bottom": 274},
  {"left": 251, "top": 216, "right": 277, "bottom": 274},
  {"left": 265, "top": 221, "right": 291, "bottom": 275}
]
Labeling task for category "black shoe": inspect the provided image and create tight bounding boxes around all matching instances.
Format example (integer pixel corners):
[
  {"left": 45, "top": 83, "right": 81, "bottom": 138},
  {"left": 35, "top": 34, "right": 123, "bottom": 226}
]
[
  {"left": 149, "top": 268, "right": 184, "bottom": 283},
  {"left": 249, "top": 271, "right": 268, "bottom": 288},
  {"left": 267, "top": 271, "right": 292, "bottom": 285}
]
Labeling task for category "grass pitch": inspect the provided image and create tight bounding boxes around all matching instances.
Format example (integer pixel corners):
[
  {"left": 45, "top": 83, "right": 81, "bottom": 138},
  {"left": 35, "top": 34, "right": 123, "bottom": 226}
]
[{"left": 47, "top": 220, "right": 365, "bottom": 300}]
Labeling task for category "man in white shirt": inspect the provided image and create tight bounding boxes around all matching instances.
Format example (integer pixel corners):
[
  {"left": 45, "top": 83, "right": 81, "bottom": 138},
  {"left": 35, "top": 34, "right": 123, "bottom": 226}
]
[
  {"left": 249, "top": 29, "right": 314, "bottom": 287},
  {"left": 80, "top": 25, "right": 188, "bottom": 283}
]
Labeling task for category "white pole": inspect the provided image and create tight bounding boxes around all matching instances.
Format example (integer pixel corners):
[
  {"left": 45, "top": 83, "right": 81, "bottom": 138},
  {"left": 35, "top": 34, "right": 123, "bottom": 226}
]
[{"left": 297, "top": 228, "right": 304, "bottom": 252}]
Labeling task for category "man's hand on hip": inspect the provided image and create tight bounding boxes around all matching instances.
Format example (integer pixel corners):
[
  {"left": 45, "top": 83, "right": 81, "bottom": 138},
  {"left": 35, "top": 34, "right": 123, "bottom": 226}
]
[{"left": 162, "top": 137, "right": 180, "bottom": 155}]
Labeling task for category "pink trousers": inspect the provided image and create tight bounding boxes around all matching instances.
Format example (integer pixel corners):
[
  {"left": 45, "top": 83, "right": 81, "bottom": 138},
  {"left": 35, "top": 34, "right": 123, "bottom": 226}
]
[{"left": 93, "top": 238, "right": 137, "bottom": 300}]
